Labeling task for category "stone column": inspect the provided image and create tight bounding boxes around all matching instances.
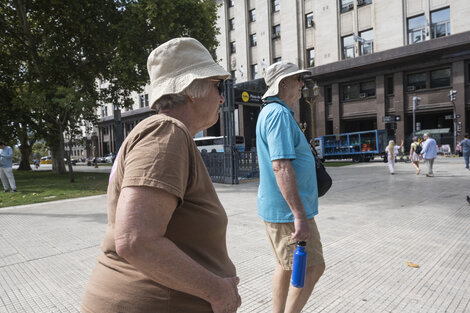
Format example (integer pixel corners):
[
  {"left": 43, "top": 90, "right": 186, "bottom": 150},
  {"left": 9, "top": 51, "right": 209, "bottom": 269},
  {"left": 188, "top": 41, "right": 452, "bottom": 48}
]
[
  {"left": 452, "top": 61, "right": 466, "bottom": 142},
  {"left": 376, "top": 75, "right": 386, "bottom": 130},
  {"left": 394, "top": 72, "right": 405, "bottom": 142},
  {"left": 331, "top": 83, "right": 342, "bottom": 134}
]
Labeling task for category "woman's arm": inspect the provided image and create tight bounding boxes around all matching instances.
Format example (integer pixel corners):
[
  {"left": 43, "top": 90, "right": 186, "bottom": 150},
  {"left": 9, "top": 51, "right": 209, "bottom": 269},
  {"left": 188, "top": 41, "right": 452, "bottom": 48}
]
[{"left": 114, "top": 186, "right": 241, "bottom": 313}]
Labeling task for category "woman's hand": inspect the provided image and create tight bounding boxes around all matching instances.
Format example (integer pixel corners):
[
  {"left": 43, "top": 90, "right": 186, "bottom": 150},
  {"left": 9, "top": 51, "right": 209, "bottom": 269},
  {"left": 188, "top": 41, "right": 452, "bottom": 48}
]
[{"left": 210, "top": 277, "right": 242, "bottom": 313}]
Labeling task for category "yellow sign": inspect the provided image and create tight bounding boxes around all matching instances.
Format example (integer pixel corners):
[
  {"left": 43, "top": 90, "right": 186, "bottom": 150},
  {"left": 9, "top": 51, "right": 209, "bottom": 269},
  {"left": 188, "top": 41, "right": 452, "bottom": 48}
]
[{"left": 241, "top": 91, "right": 250, "bottom": 102}]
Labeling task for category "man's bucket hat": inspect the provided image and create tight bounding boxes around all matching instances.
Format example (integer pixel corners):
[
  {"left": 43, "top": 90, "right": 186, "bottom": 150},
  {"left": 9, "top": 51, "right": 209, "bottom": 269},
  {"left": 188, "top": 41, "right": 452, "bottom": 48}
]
[
  {"left": 147, "top": 37, "right": 230, "bottom": 110},
  {"left": 262, "top": 61, "right": 310, "bottom": 99}
]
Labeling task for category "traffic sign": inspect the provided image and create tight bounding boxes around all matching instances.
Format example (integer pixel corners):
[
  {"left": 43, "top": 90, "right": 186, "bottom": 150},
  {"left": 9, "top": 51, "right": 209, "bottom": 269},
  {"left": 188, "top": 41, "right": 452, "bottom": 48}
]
[
  {"left": 382, "top": 116, "right": 394, "bottom": 123},
  {"left": 395, "top": 115, "right": 401, "bottom": 121},
  {"left": 456, "top": 114, "right": 461, "bottom": 118},
  {"left": 444, "top": 115, "right": 453, "bottom": 120}
]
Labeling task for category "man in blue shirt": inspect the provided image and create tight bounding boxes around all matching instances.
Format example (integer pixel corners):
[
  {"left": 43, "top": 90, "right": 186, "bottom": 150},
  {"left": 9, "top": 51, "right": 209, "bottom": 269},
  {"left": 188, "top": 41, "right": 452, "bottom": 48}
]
[
  {"left": 256, "top": 62, "right": 324, "bottom": 313},
  {"left": 420, "top": 133, "right": 438, "bottom": 177},
  {"left": 0, "top": 142, "right": 17, "bottom": 192},
  {"left": 460, "top": 134, "right": 470, "bottom": 171}
]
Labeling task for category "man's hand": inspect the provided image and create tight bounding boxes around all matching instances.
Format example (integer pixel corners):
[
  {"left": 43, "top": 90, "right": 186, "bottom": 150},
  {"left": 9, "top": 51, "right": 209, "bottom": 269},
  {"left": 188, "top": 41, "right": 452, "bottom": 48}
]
[
  {"left": 211, "top": 277, "right": 242, "bottom": 313},
  {"left": 291, "top": 217, "right": 310, "bottom": 242}
]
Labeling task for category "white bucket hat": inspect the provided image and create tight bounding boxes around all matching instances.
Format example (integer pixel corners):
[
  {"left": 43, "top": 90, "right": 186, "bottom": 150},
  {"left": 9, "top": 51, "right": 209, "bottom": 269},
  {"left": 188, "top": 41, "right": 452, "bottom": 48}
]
[
  {"left": 262, "top": 61, "right": 310, "bottom": 99},
  {"left": 147, "top": 37, "right": 230, "bottom": 110}
]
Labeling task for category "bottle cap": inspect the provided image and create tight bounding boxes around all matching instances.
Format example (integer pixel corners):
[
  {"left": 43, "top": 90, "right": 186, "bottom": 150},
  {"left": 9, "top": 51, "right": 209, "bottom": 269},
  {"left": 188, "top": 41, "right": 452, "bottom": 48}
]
[{"left": 297, "top": 241, "right": 306, "bottom": 246}]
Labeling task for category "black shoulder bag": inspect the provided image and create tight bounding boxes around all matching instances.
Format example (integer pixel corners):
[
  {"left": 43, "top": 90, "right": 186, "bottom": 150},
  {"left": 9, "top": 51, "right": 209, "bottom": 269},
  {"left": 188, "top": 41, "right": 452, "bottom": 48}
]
[{"left": 262, "top": 100, "right": 332, "bottom": 197}]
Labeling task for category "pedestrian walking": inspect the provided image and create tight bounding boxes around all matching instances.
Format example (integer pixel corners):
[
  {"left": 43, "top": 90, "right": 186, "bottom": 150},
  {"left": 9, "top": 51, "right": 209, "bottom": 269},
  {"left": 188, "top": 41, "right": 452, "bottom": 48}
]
[
  {"left": 256, "top": 61, "right": 325, "bottom": 313},
  {"left": 385, "top": 140, "right": 403, "bottom": 175},
  {"left": 409, "top": 136, "right": 422, "bottom": 175},
  {"left": 82, "top": 38, "right": 241, "bottom": 313},
  {"left": 460, "top": 134, "right": 470, "bottom": 171},
  {"left": 420, "top": 133, "right": 438, "bottom": 177},
  {"left": 0, "top": 142, "right": 17, "bottom": 192}
]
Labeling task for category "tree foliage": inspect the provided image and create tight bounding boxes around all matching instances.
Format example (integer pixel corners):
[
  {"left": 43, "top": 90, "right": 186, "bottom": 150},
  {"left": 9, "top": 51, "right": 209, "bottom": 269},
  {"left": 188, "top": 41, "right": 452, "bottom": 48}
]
[{"left": 0, "top": 0, "right": 220, "bottom": 173}]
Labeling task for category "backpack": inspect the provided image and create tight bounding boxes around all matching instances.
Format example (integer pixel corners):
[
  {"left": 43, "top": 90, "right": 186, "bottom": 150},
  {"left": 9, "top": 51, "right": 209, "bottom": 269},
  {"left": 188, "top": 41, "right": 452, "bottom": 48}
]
[{"left": 414, "top": 142, "right": 422, "bottom": 154}]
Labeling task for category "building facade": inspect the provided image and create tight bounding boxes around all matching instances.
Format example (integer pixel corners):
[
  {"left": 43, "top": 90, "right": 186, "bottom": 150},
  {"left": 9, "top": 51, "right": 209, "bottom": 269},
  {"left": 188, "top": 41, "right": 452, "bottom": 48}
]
[{"left": 216, "top": 0, "right": 470, "bottom": 149}]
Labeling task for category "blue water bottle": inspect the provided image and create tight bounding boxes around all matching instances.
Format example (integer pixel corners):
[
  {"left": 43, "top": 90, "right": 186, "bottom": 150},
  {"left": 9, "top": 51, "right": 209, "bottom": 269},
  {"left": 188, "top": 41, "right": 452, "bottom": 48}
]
[{"left": 291, "top": 241, "right": 307, "bottom": 288}]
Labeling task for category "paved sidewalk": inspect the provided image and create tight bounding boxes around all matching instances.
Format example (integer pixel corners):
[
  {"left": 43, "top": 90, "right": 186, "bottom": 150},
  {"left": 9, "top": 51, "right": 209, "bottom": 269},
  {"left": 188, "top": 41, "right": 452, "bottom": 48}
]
[{"left": 1, "top": 157, "right": 469, "bottom": 312}]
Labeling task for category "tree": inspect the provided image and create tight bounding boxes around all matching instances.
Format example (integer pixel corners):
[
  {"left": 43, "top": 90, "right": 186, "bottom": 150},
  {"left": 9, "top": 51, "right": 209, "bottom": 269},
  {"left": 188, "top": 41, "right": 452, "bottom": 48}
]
[{"left": 0, "top": 0, "right": 221, "bottom": 173}]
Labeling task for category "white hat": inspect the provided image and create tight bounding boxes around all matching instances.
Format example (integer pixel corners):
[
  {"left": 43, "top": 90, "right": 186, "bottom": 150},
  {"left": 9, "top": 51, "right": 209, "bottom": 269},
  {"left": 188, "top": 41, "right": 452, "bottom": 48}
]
[
  {"left": 147, "top": 37, "right": 230, "bottom": 109},
  {"left": 262, "top": 61, "right": 310, "bottom": 99}
]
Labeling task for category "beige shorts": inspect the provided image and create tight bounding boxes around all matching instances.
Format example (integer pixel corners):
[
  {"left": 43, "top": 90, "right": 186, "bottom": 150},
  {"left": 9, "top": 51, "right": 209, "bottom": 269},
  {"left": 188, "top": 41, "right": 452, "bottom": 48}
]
[{"left": 264, "top": 218, "right": 324, "bottom": 271}]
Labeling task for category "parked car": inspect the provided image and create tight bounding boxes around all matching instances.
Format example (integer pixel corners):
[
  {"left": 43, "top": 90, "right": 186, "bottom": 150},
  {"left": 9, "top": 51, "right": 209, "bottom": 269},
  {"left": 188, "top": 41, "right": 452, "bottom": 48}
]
[
  {"left": 40, "top": 156, "right": 52, "bottom": 164},
  {"left": 64, "top": 158, "right": 78, "bottom": 165},
  {"left": 104, "top": 153, "right": 116, "bottom": 163}
]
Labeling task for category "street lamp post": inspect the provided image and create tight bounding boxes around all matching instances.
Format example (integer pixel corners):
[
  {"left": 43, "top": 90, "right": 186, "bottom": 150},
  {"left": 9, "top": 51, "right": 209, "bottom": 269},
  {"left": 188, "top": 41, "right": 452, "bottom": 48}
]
[
  {"left": 412, "top": 96, "right": 421, "bottom": 136},
  {"left": 449, "top": 90, "right": 457, "bottom": 154},
  {"left": 302, "top": 81, "right": 320, "bottom": 141}
]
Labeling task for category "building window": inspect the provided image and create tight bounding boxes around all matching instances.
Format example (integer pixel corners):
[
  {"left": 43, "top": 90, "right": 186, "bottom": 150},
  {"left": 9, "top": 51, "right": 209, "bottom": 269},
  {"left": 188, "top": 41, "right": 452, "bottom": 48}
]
[
  {"left": 272, "top": 0, "right": 280, "bottom": 12},
  {"left": 273, "top": 56, "right": 282, "bottom": 63},
  {"left": 251, "top": 64, "right": 258, "bottom": 80},
  {"left": 325, "top": 86, "right": 332, "bottom": 104},
  {"left": 360, "top": 81, "right": 376, "bottom": 97},
  {"left": 249, "top": 9, "right": 256, "bottom": 22},
  {"left": 305, "top": 12, "right": 314, "bottom": 28},
  {"left": 228, "top": 0, "right": 234, "bottom": 8},
  {"left": 342, "top": 80, "right": 375, "bottom": 101},
  {"left": 145, "top": 94, "right": 149, "bottom": 107},
  {"left": 357, "top": 0, "right": 372, "bottom": 7},
  {"left": 342, "top": 83, "right": 360, "bottom": 101},
  {"left": 230, "top": 41, "right": 236, "bottom": 54},
  {"left": 431, "top": 7, "right": 450, "bottom": 39},
  {"left": 430, "top": 68, "right": 451, "bottom": 88},
  {"left": 408, "top": 15, "right": 427, "bottom": 44},
  {"left": 229, "top": 18, "right": 235, "bottom": 31},
  {"left": 407, "top": 72, "right": 427, "bottom": 91},
  {"left": 359, "top": 29, "right": 374, "bottom": 55},
  {"left": 250, "top": 33, "right": 257, "bottom": 47},
  {"left": 342, "top": 35, "right": 355, "bottom": 59},
  {"left": 385, "top": 76, "right": 394, "bottom": 95},
  {"left": 307, "top": 48, "right": 315, "bottom": 67},
  {"left": 272, "top": 24, "right": 280, "bottom": 39},
  {"left": 340, "top": 0, "right": 354, "bottom": 13}
]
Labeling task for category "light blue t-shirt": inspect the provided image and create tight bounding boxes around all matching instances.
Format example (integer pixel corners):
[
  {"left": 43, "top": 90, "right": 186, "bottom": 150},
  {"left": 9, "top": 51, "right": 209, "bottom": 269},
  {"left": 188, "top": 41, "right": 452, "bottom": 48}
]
[
  {"left": 256, "top": 97, "right": 318, "bottom": 223},
  {"left": 461, "top": 139, "right": 470, "bottom": 154},
  {"left": 0, "top": 146, "right": 13, "bottom": 168}
]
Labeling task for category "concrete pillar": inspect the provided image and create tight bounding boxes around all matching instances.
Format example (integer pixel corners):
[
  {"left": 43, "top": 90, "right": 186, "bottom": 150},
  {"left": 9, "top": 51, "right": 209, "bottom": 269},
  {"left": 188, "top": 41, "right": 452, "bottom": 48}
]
[
  {"left": 376, "top": 75, "right": 386, "bottom": 130},
  {"left": 393, "top": 72, "right": 405, "bottom": 142},
  {"left": 331, "top": 83, "right": 342, "bottom": 134},
  {"left": 315, "top": 88, "right": 326, "bottom": 137},
  {"left": 452, "top": 61, "right": 466, "bottom": 142}
]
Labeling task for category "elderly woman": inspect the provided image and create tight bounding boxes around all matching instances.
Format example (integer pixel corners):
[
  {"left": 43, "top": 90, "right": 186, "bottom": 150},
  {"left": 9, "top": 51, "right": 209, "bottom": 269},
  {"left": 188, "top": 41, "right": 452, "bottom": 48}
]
[{"left": 81, "top": 38, "right": 241, "bottom": 313}]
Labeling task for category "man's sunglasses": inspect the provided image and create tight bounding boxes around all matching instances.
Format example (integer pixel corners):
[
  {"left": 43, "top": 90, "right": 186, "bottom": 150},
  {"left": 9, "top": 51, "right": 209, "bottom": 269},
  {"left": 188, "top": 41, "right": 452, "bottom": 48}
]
[{"left": 212, "top": 79, "right": 225, "bottom": 95}]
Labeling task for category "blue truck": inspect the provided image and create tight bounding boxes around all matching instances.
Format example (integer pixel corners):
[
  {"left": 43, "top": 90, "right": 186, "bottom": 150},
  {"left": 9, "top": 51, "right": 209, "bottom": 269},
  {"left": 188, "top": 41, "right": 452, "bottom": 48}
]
[{"left": 314, "top": 129, "right": 388, "bottom": 162}]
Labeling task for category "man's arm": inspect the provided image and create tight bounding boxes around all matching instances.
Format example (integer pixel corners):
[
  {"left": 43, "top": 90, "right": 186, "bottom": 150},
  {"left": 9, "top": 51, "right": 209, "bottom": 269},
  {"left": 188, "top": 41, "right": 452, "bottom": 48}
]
[
  {"left": 272, "top": 159, "right": 310, "bottom": 241},
  {"left": 114, "top": 186, "right": 241, "bottom": 313}
]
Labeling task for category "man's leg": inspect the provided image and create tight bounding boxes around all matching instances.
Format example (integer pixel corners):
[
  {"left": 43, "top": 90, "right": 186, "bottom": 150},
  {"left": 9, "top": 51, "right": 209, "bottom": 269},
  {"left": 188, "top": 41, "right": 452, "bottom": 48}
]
[
  {"left": 272, "top": 263, "right": 291, "bottom": 313},
  {"left": 464, "top": 153, "right": 469, "bottom": 169},
  {"left": 284, "top": 262, "right": 325, "bottom": 313},
  {"left": 429, "top": 158, "right": 434, "bottom": 175},
  {"left": 3, "top": 168, "right": 16, "bottom": 190},
  {"left": 0, "top": 168, "right": 10, "bottom": 191}
]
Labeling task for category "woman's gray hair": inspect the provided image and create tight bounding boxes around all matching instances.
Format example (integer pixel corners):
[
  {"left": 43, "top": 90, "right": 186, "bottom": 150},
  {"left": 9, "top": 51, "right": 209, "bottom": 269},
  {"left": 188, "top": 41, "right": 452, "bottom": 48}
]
[
  {"left": 412, "top": 136, "right": 418, "bottom": 141},
  {"left": 153, "top": 79, "right": 213, "bottom": 112}
]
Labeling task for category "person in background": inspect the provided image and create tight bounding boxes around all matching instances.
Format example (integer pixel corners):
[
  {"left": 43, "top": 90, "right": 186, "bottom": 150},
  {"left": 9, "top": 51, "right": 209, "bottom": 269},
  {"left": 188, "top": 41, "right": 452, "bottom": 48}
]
[
  {"left": 0, "top": 142, "right": 17, "bottom": 193},
  {"left": 82, "top": 37, "right": 241, "bottom": 313},
  {"left": 385, "top": 140, "right": 403, "bottom": 175},
  {"left": 460, "top": 134, "right": 470, "bottom": 171},
  {"left": 420, "top": 133, "right": 438, "bottom": 177},
  {"left": 409, "top": 136, "right": 422, "bottom": 175},
  {"left": 256, "top": 61, "right": 325, "bottom": 313}
]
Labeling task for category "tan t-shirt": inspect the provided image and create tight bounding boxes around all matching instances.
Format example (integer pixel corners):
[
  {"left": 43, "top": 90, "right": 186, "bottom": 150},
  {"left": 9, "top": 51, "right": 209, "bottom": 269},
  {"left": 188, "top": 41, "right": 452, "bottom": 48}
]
[{"left": 82, "top": 115, "right": 236, "bottom": 313}]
